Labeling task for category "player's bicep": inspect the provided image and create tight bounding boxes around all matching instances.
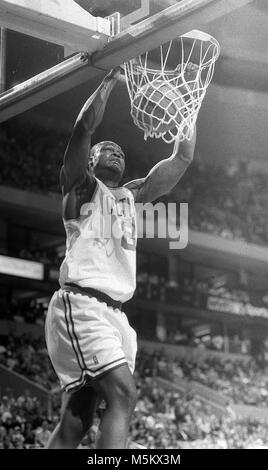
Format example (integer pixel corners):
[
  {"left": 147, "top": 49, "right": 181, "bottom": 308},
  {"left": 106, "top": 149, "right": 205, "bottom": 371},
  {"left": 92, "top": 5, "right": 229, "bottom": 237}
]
[{"left": 125, "top": 157, "right": 189, "bottom": 203}]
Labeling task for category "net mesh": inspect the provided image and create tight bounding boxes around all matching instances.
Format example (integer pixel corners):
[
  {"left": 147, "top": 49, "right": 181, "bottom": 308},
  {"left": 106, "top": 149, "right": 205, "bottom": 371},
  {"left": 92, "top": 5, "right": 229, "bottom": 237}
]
[{"left": 124, "top": 30, "right": 220, "bottom": 143}]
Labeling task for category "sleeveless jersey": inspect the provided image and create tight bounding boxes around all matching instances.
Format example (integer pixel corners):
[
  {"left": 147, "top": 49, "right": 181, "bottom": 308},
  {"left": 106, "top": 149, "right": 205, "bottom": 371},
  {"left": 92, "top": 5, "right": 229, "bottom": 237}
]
[{"left": 59, "top": 178, "right": 137, "bottom": 302}]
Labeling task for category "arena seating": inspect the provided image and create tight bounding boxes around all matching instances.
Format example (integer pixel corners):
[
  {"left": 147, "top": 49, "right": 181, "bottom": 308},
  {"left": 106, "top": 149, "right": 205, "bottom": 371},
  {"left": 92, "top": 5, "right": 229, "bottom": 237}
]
[
  {"left": 1, "top": 351, "right": 268, "bottom": 448},
  {"left": 1, "top": 124, "right": 268, "bottom": 245},
  {"left": 1, "top": 321, "right": 267, "bottom": 406}
]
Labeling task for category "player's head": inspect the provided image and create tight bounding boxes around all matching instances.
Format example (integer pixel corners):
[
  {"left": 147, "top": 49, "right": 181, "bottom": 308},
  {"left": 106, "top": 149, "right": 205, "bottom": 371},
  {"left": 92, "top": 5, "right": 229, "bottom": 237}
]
[{"left": 89, "top": 141, "right": 125, "bottom": 185}]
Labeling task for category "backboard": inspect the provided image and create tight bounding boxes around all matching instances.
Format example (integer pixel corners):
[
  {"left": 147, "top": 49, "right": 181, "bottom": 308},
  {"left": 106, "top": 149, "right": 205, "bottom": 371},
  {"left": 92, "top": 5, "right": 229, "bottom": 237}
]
[{"left": 0, "top": 0, "right": 254, "bottom": 122}]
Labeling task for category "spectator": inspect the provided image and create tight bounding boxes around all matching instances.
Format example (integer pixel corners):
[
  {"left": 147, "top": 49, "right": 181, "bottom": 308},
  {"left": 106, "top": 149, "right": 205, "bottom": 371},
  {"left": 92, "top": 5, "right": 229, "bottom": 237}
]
[
  {"left": 1, "top": 123, "right": 268, "bottom": 245},
  {"left": 35, "top": 420, "right": 51, "bottom": 447}
]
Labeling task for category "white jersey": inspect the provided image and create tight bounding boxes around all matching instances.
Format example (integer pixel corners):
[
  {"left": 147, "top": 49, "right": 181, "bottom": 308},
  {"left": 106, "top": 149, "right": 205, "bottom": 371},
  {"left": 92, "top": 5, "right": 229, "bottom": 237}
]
[{"left": 59, "top": 178, "right": 137, "bottom": 302}]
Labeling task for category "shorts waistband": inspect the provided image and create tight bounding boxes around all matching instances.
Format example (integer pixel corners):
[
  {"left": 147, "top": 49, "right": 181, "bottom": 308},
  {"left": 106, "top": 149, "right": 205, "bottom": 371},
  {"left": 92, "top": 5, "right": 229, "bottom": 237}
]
[{"left": 64, "top": 283, "right": 122, "bottom": 311}]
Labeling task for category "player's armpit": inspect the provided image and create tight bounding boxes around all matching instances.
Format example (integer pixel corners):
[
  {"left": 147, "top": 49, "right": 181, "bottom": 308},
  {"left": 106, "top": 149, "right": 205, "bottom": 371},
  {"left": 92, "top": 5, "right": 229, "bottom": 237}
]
[
  {"left": 61, "top": 172, "right": 97, "bottom": 220},
  {"left": 125, "top": 158, "right": 191, "bottom": 204},
  {"left": 124, "top": 178, "right": 146, "bottom": 202}
]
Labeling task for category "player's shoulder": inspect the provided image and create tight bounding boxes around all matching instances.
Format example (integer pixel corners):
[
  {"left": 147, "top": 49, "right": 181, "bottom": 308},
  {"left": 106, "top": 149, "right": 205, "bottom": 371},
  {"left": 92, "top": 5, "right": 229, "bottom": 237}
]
[{"left": 62, "top": 173, "right": 98, "bottom": 221}]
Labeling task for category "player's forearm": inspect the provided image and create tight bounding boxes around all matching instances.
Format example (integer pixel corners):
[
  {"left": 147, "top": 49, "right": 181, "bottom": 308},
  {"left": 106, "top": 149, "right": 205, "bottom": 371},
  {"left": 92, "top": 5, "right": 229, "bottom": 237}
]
[
  {"left": 76, "top": 71, "right": 118, "bottom": 135},
  {"left": 168, "top": 150, "right": 192, "bottom": 185},
  {"left": 133, "top": 130, "right": 196, "bottom": 202},
  {"left": 152, "top": 151, "right": 191, "bottom": 189},
  {"left": 162, "top": 128, "right": 196, "bottom": 180},
  {"left": 177, "top": 126, "right": 196, "bottom": 163}
]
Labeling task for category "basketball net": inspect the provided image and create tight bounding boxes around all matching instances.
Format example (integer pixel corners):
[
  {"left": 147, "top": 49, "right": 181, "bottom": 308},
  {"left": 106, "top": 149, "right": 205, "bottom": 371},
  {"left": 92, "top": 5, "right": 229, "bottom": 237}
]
[{"left": 124, "top": 30, "right": 220, "bottom": 143}]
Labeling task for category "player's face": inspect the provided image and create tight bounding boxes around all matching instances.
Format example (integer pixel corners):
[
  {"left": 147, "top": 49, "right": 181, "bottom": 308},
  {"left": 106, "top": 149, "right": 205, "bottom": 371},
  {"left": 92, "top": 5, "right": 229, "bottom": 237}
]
[{"left": 95, "top": 143, "right": 125, "bottom": 181}]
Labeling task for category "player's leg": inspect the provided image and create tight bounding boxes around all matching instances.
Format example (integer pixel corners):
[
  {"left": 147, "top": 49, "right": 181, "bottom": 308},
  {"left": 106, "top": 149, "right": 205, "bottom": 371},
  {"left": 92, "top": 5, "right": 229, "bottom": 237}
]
[
  {"left": 46, "top": 385, "right": 99, "bottom": 449},
  {"left": 92, "top": 364, "right": 137, "bottom": 449}
]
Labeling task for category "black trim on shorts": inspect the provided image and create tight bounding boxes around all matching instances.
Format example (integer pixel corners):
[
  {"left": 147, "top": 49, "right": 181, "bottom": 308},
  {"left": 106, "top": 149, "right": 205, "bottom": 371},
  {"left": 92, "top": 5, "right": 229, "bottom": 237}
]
[
  {"left": 63, "top": 357, "right": 127, "bottom": 392},
  {"left": 93, "top": 357, "right": 126, "bottom": 373},
  {"left": 64, "top": 283, "right": 122, "bottom": 311},
  {"left": 94, "top": 362, "right": 129, "bottom": 381},
  {"left": 63, "top": 371, "right": 85, "bottom": 393},
  {"left": 66, "top": 293, "right": 88, "bottom": 370},
  {"left": 61, "top": 292, "right": 129, "bottom": 394},
  {"left": 64, "top": 371, "right": 91, "bottom": 393},
  {"left": 62, "top": 293, "right": 84, "bottom": 372},
  {"left": 63, "top": 361, "right": 129, "bottom": 393},
  {"left": 65, "top": 292, "right": 126, "bottom": 375}
]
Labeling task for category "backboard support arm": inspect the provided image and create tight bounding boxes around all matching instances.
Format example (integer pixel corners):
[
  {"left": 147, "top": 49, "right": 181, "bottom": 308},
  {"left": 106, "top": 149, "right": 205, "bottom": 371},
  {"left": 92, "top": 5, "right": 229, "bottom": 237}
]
[
  {"left": 0, "top": 0, "right": 254, "bottom": 123},
  {"left": 121, "top": 0, "right": 150, "bottom": 29}
]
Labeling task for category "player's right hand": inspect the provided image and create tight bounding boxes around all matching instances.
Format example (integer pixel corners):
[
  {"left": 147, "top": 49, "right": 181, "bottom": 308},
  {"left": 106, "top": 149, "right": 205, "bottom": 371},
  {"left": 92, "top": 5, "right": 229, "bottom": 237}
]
[{"left": 108, "top": 66, "right": 126, "bottom": 83}]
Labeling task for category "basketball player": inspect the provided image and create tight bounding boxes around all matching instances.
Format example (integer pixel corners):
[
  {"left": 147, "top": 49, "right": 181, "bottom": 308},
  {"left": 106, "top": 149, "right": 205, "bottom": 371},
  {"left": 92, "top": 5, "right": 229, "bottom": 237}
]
[{"left": 45, "top": 66, "right": 196, "bottom": 449}]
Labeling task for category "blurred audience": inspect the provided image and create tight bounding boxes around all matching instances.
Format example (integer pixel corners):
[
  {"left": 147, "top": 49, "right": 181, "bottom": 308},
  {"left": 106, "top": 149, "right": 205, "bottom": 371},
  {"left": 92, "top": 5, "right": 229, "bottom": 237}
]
[
  {"left": 1, "top": 124, "right": 268, "bottom": 245},
  {"left": 1, "top": 298, "right": 47, "bottom": 326},
  {"left": 1, "top": 123, "right": 268, "bottom": 448},
  {"left": 2, "top": 350, "right": 268, "bottom": 449},
  {"left": 137, "top": 349, "right": 268, "bottom": 408},
  {"left": 0, "top": 333, "right": 58, "bottom": 390},
  {"left": 0, "top": 390, "right": 54, "bottom": 449},
  {"left": 1, "top": 330, "right": 268, "bottom": 407},
  {"left": 132, "top": 368, "right": 268, "bottom": 449},
  {"left": 165, "top": 158, "right": 268, "bottom": 245}
]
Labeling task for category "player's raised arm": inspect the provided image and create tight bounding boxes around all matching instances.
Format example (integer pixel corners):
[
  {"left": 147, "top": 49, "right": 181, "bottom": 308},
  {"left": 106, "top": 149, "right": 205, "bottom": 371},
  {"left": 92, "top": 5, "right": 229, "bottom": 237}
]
[
  {"left": 60, "top": 68, "right": 121, "bottom": 195},
  {"left": 125, "top": 127, "right": 196, "bottom": 203}
]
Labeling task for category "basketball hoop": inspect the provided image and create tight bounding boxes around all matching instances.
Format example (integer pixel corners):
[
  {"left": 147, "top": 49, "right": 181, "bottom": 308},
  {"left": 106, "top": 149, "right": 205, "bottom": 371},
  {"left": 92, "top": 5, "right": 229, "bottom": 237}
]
[{"left": 124, "top": 30, "right": 220, "bottom": 143}]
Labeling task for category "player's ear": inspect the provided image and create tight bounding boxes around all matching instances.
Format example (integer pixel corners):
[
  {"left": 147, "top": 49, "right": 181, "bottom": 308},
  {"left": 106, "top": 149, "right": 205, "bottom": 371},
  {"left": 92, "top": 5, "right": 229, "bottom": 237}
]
[
  {"left": 88, "top": 153, "right": 95, "bottom": 175},
  {"left": 88, "top": 150, "right": 100, "bottom": 172},
  {"left": 88, "top": 156, "right": 94, "bottom": 170}
]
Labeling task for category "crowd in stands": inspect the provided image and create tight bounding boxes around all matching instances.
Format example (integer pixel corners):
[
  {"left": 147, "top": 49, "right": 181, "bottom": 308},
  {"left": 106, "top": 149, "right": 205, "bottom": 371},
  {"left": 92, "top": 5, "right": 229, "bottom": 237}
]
[
  {"left": 1, "top": 120, "right": 268, "bottom": 447},
  {"left": 136, "top": 270, "right": 267, "bottom": 324},
  {"left": 137, "top": 271, "right": 252, "bottom": 303},
  {"left": 1, "top": 298, "right": 47, "bottom": 326},
  {"left": 0, "top": 390, "right": 56, "bottom": 449},
  {"left": 3, "top": 247, "right": 266, "bottom": 324},
  {"left": 0, "top": 123, "right": 65, "bottom": 194},
  {"left": 1, "top": 349, "right": 268, "bottom": 448},
  {"left": 131, "top": 354, "right": 268, "bottom": 449},
  {"left": 164, "top": 158, "right": 268, "bottom": 246},
  {"left": 138, "top": 348, "right": 268, "bottom": 408},
  {"left": 0, "top": 290, "right": 253, "bottom": 356},
  {"left": 154, "top": 326, "right": 251, "bottom": 357},
  {"left": 1, "top": 123, "right": 268, "bottom": 245},
  {"left": 1, "top": 327, "right": 268, "bottom": 408},
  {"left": 0, "top": 333, "right": 59, "bottom": 391}
]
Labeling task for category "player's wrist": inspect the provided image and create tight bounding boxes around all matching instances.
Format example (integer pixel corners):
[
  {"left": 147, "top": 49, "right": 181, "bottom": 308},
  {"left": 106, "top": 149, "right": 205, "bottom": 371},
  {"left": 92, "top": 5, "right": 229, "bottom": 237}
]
[
  {"left": 177, "top": 152, "right": 193, "bottom": 164},
  {"left": 104, "top": 73, "right": 117, "bottom": 83},
  {"left": 105, "top": 66, "right": 125, "bottom": 83}
]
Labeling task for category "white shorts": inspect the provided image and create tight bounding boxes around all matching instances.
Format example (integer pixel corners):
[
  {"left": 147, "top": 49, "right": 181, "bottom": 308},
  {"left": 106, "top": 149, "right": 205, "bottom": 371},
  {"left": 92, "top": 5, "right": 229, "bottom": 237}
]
[{"left": 45, "top": 289, "right": 137, "bottom": 393}]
